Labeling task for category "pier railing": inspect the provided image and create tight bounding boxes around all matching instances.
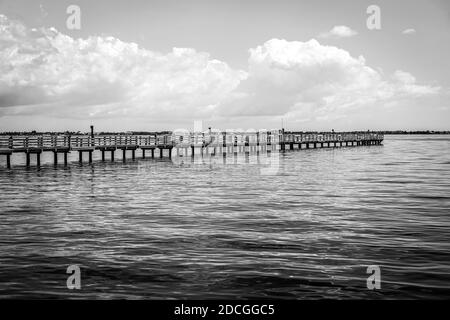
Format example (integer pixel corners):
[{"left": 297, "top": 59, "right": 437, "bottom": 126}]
[
  {"left": 281, "top": 132, "right": 383, "bottom": 143},
  {"left": 0, "top": 134, "right": 163, "bottom": 150},
  {"left": 0, "top": 131, "right": 384, "bottom": 151},
  {"left": 0, "top": 131, "right": 384, "bottom": 168}
]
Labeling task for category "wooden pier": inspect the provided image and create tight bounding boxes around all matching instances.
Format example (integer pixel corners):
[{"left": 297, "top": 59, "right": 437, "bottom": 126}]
[{"left": 0, "top": 130, "right": 383, "bottom": 168}]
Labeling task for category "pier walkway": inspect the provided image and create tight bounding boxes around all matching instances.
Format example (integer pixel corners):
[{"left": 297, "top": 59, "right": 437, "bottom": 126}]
[{"left": 0, "top": 131, "right": 383, "bottom": 168}]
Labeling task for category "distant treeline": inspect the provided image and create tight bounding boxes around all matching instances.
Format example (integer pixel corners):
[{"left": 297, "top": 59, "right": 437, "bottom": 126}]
[
  {"left": 0, "top": 130, "right": 449, "bottom": 135},
  {"left": 375, "top": 130, "right": 450, "bottom": 135}
]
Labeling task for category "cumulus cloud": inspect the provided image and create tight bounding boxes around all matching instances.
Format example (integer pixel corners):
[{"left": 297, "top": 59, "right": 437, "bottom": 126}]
[
  {"left": 402, "top": 28, "right": 416, "bottom": 35},
  {"left": 0, "top": 14, "right": 246, "bottom": 120},
  {"left": 318, "top": 25, "right": 358, "bottom": 39},
  {"left": 0, "top": 15, "right": 441, "bottom": 129},
  {"left": 219, "top": 39, "right": 440, "bottom": 123}
]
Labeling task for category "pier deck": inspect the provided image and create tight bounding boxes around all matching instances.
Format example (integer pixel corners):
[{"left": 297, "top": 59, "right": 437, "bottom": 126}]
[{"left": 0, "top": 131, "right": 383, "bottom": 168}]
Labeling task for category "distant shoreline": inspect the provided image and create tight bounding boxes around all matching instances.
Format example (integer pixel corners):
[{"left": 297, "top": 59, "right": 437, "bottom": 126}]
[{"left": 0, "top": 130, "right": 449, "bottom": 136}]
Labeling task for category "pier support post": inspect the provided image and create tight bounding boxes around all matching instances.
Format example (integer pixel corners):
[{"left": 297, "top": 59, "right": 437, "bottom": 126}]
[
  {"left": 88, "top": 151, "right": 93, "bottom": 163},
  {"left": 64, "top": 152, "right": 68, "bottom": 166},
  {"left": 101, "top": 150, "right": 105, "bottom": 161},
  {"left": 191, "top": 146, "right": 195, "bottom": 157},
  {"left": 36, "top": 152, "right": 41, "bottom": 167},
  {"left": 122, "top": 149, "right": 126, "bottom": 162},
  {"left": 151, "top": 149, "right": 155, "bottom": 158},
  {"left": 6, "top": 154, "right": 11, "bottom": 169},
  {"left": 78, "top": 151, "right": 83, "bottom": 163},
  {"left": 111, "top": 150, "right": 115, "bottom": 162},
  {"left": 142, "top": 149, "right": 145, "bottom": 159},
  {"left": 53, "top": 151, "right": 58, "bottom": 165},
  {"left": 26, "top": 152, "right": 30, "bottom": 167},
  {"left": 132, "top": 149, "right": 135, "bottom": 160},
  {"left": 169, "top": 148, "right": 172, "bottom": 159},
  {"left": 160, "top": 148, "right": 163, "bottom": 158}
]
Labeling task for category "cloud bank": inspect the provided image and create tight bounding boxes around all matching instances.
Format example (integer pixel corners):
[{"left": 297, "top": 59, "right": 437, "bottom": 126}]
[
  {"left": 0, "top": 15, "right": 441, "bottom": 129},
  {"left": 222, "top": 39, "right": 439, "bottom": 124},
  {"left": 0, "top": 15, "right": 246, "bottom": 120}
]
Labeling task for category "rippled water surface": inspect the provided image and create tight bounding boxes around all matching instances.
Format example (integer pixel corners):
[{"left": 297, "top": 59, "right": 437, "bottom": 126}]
[{"left": 0, "top": 135, "right": 449, "bottom": 299}]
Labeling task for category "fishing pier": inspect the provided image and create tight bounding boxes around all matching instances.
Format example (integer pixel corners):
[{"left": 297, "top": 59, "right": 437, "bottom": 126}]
[{"left": 0, "top": 129, "right": 383, "bottom": 168}]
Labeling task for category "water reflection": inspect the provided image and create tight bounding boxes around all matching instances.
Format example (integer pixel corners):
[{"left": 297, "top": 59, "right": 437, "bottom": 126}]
[{"left": 0, "top": 135, "right": 449, "bottom": 299}]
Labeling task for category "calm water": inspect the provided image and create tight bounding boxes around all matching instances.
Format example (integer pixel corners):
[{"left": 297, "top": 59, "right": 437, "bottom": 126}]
[{"left": 0, "top": 135, "right": 449, "bottom": 299}]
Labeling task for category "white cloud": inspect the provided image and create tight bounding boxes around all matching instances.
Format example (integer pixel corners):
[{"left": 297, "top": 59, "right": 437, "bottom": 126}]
[
  {"left": 318, "top": 25, "right": 358, "bottom": 39},
  {"left": 402, "top": 28, "right": 416, "bottom": 35},
  {"left": 0, "top": 15, "right": 246, "bottom": 120},
  {"left": 219, "top": 39, "right": 440, "bottom": 122},
  {"left": 0, "top": 15, "right": 441, "bottom": 130}
]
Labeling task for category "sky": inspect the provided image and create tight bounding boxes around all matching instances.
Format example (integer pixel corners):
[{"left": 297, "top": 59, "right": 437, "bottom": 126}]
[{"left": 0, "top": 0, "right": 449, "bottom": 132}]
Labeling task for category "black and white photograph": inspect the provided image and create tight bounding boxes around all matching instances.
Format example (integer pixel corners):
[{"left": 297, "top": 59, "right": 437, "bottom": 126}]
[{"left": 0, "top": 0, "right": 449, "bottom": 313}]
